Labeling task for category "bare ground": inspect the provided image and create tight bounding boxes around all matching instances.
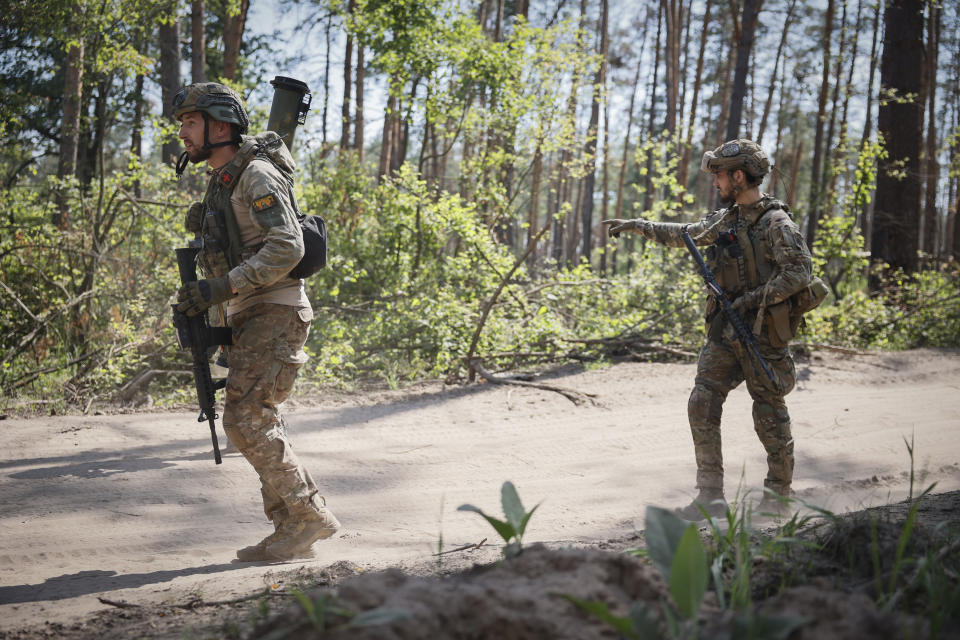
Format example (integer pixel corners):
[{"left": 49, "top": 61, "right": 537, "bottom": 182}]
[{"left": 1, "top": 347, "right": 959, "bottom": 639}]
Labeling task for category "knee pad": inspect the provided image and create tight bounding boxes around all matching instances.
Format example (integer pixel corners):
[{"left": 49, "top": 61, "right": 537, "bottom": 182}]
[{"left": 688, "top": 382, "right": 724, "bottom": 427}]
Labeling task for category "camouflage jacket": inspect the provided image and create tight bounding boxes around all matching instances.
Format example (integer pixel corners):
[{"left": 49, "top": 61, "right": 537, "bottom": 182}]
[
  {"left": 199, "top": 142, "right": 307, "bottom": 315},
  {"left": 634, "top": 194, "right": 812, "bottom": 307}
]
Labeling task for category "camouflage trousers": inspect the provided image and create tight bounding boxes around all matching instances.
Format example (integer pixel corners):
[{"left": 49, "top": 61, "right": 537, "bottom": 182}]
[
  {"left": 223, "top": 303, "right": 323, "bottom": 527},
  {"left": 687, "top": 338, "right": 797, "bottom": 496}
]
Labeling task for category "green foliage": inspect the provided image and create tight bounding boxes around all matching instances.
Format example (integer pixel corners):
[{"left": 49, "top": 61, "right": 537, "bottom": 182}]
[
  {"left": 0, "top": 162, "right": 187, "bottom": 407},
  {"left": 803, "top": 265, "right": 960, "bottom": 349},
  {"left": 812, "top": 140, "right": 885, "bottom": 299},
  {"left": 297, "top": 157, "right": 703, "bottom": 387},
  {"left": 458, "top": 481, "right": 539, "bottom": 557},
  {"left": 569, "top": 502, "right": 812, "bottom": 640}
]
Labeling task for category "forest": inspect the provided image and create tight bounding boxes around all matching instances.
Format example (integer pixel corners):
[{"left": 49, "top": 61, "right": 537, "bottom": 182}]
[{"left": 1, "top": 0, "right": 959, "bottom": 411}]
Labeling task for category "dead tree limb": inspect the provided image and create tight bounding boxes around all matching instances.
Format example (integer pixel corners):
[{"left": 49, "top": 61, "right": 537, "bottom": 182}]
[
  {"left": 432, "top": 537, "right": 488, "bottom": 556},
  {"left": 116, "top": 369, "right": 192, "bottom": 403},
  {"left": 464, "top": 221, "right": 552, "bottom": 381},
  {"left": 469, "top": 358, "right": 597, "bottom": 406}
]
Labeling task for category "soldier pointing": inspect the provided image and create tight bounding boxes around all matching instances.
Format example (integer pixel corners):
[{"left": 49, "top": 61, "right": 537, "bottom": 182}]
[{"left": 604, "top": 139, "right": 814, "bottom": 519}]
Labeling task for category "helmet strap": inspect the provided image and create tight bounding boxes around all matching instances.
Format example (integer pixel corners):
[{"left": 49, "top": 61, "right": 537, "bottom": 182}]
[
  {"left": 175, "top": 151, "right": 190, "bottom": 179},
  {"left": 201, "top": 112, "right": 241, "bottom": 150}
]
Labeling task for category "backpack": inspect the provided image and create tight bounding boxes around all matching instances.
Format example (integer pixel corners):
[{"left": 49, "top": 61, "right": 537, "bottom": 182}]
[
  {"left": 755, "top": 198, "right": 828, "bottom": 314},
  {"left": 217, "top": 132, "right": 327, "bottom": 279}
]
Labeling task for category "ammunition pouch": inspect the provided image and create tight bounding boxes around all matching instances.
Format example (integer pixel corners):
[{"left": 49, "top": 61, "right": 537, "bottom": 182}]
[
  {"left": 763, "top": 301, "right": 793, "bottom": 348},
  {"left": 198, "top": 244, "right": 231, "bottom": 279},
  {"left": 791, "top": 276, "right": 829, "bottom": 314},
  {"left": 198, "top": 208, "right": 232, "bottom": 278}
]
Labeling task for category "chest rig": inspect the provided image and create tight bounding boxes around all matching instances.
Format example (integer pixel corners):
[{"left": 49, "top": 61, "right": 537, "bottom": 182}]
[
  {"left": 196, "top": 133, "right": 295, "bottom": 279},
  {"left": 703, "top": 198, "right": 793, "bottom": 344},
  {"left": 704, "top": 197, "right": 788, "bottom": 298}
]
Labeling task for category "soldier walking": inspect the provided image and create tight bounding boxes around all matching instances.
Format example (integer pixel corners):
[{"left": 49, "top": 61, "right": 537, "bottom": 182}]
[
  {"left": 604, "top": 140, "right": 813, "bottom": 520},
  {"left": 173, "top": 83, "right": 340, "bottom": 560}
]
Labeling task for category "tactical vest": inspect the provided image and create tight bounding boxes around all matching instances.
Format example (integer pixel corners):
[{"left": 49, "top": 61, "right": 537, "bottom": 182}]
[
  {"left": 704, "top": 197, "right": 825, "bottom": 346},
  {"left": 197, "top": 132, "right": 326, "bottom": 280}
]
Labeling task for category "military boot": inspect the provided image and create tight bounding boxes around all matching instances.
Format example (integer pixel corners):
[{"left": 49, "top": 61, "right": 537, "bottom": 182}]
[
  {"left": 236, "top": 529, "right": 286, "bottom": 562},
  {"left": 264, "top": 504, "right": 341, "bottom": 561},
  {"left": 675, "top": 489, "right": 728, "bottom": 522},
  {"left": 756, "top": 486, "right": 791, "bottom": 518}
]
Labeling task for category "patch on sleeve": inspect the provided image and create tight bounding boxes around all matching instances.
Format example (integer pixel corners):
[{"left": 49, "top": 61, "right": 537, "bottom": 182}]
[{"left": 252, "top": 193, "right": 278, "bottom": 212}]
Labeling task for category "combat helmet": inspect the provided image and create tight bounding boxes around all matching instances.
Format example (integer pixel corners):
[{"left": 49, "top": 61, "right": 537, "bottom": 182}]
[
  {"left": 700, "top": 139, "right": 770, "bottom": 179},
  {"left": 173, "top": 82, "right": 249, "bottom": 134},
  {"left": 173, "top": 83, "right": 249, "bottom": 176}
]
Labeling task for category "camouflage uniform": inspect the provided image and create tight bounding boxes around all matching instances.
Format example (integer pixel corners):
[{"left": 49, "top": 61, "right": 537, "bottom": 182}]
[
  {"left": 208, "top": 154, "right": 336, "bottom": 536},
  {"left": 175, "top": 82, "right": 337, "bottom": 559},
  {"left": 633, "top": 194, "right": 811, "bottom": 497}
]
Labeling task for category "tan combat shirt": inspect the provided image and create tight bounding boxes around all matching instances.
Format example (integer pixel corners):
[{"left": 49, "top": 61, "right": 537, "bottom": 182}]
[{"left": 225, "top": 157, "right": 312, "bottom": 319}]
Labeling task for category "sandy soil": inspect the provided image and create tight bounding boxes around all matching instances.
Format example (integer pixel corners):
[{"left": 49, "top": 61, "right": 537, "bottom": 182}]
[{"left": 1, "top": 347, "right": 959, "bottom": 638}]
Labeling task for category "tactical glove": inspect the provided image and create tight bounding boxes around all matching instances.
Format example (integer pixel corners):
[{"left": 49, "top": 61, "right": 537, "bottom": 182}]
[
  {"left": 602, "top": 218, "right": 649, "bottom": 238},
  {"left": 177, "top": 276, "right": 235, "bottom": 316},
  {"left": 731, "top": 288, "right": 762, "bottom": 314},
  {"left": 185, "top": 202, "right": 204, "bottom": 234}
]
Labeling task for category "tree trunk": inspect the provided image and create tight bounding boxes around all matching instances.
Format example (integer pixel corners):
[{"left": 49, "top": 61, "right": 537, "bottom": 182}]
[
  {"left": 805, "top": 0, "right": 834, "bottom": 249},
  {"left": 677, "top": 0, "right": 690, "bottom": 133},
  {"left": 678, "top": 0, "right": 710, "bottom": 189},
  {"left": 757, "top": 0, "right": 796, "bottom": 145},
  {"left": 191, "top": 0, "right": 206, "bottom": 82},
  {"left": 355, "top": 44, "right": 365, "bottom": 162},
  {"left": 922, "top": 1, "right": 940, "bottom": 257},
  {"left": 769, "top": 60, "right": 789, "bottom": 198},
  {"left": 159, "top": 16, "right": 181, "bottom": 167},
  {"left": 859, "top": 0, "right": 882, "bottom": 244},
  {"left": 724, "top": 0, "right": 763, "bottom": 140},
  {"left": 223, "top": 0, "right": 249, "bottom": 81},
  {"left": 616, "top": 38, "right": 647, "bottom": 274},
  {"left": 527, "top": 142, "right": 543, "bottom": 269},
  {"left": 599, "top": 83, "right": 610, "bottom": 274},
  {"left": 580, "top": 0, "right": 608, "bottom": 264},
  {"left": 55, "top": 12, "right": 84, "bottom": 228},
  {"left": 839, "top": 0, "right": 862, "bottom": 144},
  {"left": 340, "top": 0, "right": 355, "bottom": 150},
  {"left": 871, "top": 0, "right": 924, "bottom": 280},
  {"left": 131, "top": 72, "right": 144, "bottom": 197},
  {"left": 788, "top": 139, "right": 803, "bottom": 206},
  {"left": 820, "top": 0, "right": 848, "bottom": 205},
  {"left": 322, "top": 13, "right": 332, "bottom": 145},
  {"left": 642, "top": 4, "right": 663, "bottom": 212},
  {"left": 552, "top": 0, "right": 588, "bottom": 267},
  {"left": 662, "top": 0, "right": 681, "bottom": 136},
  {"left": 379, "top": 91, "right": 396, "bottom": 178}
]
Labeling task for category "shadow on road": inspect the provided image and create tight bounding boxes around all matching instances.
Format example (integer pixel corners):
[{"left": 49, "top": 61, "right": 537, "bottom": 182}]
[{"left": 0, "top": 562, "right": 245, "bottom": 604}]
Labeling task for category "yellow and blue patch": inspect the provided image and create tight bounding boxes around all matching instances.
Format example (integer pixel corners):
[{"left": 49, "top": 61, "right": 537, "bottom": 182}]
[{"left": 252, "top": 193, "right": 277, "bottom": 212}]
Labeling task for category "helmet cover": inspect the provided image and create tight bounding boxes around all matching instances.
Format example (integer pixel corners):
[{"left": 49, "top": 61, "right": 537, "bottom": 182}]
[
  {"left": 172, "top": 82, "right": 249, "bottom": 134},
  {"left": 700, "top": 139, "right": 770, "bottom": 178}
]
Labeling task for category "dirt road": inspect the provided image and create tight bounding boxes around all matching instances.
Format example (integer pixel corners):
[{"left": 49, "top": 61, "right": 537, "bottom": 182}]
[{"left": 1, "top": 348, "right": 959, "bottom": 634}]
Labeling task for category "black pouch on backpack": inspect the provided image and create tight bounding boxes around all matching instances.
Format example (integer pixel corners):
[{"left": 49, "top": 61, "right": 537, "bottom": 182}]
[{"left": 289, "top": 213, "right": 327, "bottom": 279}]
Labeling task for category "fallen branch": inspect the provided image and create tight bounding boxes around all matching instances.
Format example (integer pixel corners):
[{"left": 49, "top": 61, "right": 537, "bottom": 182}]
[
  {"left": 97, "top": 597, "right": 141, "bottom": 609},
  {"left": 560, "top": 335, "right": 697, "bottom": 360},
  {"left": 432, "top": 537, "right": 488, "bottom": 556},
  {"left": 469, "top": 358, "right": 597, "bottom": 407},
  {"left": 627, "top": 343, "right": 698, "bottom": 359},
  {"left": 97, "top": 589, "right": 287, "bottom": 611},
  {"left": 116, "top": 368, "right": 192, "bottom": 403},
  {"left": 790, "top": 342, "right": 873, "bottom": 356},
  {"left": 465, "top": 221, "right": 552, "bottom": 382}
]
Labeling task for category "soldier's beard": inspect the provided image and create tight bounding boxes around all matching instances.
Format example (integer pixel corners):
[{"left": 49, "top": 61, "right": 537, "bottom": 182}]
[
  {"left": 716, "top": 184, "right": 736, "bottom": 206},
  {"left": 187, "top": 146, "right": 212, "bottom": 163}
]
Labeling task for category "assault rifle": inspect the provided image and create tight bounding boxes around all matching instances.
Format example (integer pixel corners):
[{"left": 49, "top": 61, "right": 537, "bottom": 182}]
[
  {"left": 681, "top": 227, "right": 780, "bottom": 392},
  {"left": 171, "top": 246, "right": 232, "bottom": 464}
]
